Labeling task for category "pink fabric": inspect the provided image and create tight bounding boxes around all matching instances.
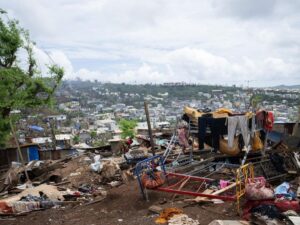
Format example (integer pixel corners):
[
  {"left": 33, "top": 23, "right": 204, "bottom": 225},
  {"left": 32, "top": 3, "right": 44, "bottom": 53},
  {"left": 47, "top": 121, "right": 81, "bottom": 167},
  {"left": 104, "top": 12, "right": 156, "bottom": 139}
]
[
  {"left": 178, "top": 128, "right": 189, "bottom": 148},
  {"left": 245, "top": 178, "right": 274, "bottom": 200},
  {"left": 220, "top": 180, "right": 230, "bottom": 189}
]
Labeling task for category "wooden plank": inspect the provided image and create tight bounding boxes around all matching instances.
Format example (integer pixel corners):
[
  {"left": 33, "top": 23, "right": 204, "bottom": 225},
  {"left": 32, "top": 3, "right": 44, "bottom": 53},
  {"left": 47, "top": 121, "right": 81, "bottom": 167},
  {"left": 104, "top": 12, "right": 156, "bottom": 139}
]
[
  {"left": 83, "top": 196, "right": 106, "bottom": 206},
  {"left": 185, "top": 182, "right": 237, "bottom": 203},
  {"left": 171, "top": 177, "right": 190, "bottom": 201}
]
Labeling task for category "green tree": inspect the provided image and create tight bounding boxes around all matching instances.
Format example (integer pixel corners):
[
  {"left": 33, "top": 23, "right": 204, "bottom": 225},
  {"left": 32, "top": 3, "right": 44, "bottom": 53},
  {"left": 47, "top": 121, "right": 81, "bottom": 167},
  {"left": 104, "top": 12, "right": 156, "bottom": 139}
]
[
  {"left": 73, "top": 135, "right": 80, "bottom": 144},
  {"left": 118, "top": 119, "right": 137, "bottom": 139},
  {"left": 90, "top": 130, "right": 97, "bottom": 140},
  {"left": 250, "top": 94, "right": 263, "bottom": 110},
  {"left": 0, "top": 10, "right": 64, "bottom": 147}
]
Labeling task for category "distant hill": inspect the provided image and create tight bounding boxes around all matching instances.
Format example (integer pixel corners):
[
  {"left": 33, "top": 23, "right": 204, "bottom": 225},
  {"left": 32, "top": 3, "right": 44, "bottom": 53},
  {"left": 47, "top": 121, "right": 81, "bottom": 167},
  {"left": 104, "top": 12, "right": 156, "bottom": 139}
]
[
  {"left": 62, "top": 80, "right": 241, "bottom": 100},
  {"left": 273, "top": 84, "right": 300, "bottom": 90}
]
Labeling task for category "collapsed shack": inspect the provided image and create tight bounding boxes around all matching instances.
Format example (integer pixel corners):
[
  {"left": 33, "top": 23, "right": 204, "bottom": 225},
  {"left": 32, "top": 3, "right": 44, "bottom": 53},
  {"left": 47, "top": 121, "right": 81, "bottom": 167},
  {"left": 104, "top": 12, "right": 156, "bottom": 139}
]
[
  {"left": 134, "top": 106, "right": 300, "bottom": 224},
  {"left": 0, "top": 152, "right": 131, "bottom": 215}
]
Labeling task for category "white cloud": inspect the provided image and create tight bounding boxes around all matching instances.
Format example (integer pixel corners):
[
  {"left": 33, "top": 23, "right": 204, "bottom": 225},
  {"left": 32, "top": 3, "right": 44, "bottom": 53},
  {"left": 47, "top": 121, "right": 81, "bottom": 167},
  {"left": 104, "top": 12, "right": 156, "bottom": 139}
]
[
  {"left": 67, "top": 47, "right": 299, "bottom": 86},
  {"left": 32, "top": 47, "right": 74, "bottom": 78},
  {"left": 2, "top": 0, "right": 300, "bottom": 86}
]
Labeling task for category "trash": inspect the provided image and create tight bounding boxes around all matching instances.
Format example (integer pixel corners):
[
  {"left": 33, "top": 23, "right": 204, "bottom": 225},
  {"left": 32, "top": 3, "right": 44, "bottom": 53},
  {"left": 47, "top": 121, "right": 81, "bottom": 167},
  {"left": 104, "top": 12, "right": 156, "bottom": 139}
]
[
  {"left": 211, "top": 199, "right": 225, "bottom": 204},
  {"left": 189, "top": 182, "right": 237, "bottom": 203},
  {"left": 208, "top": 220, "right": 250, "bottom": 225},
  {"left": 108, "top": 181, "right": 122, "bottom": 188},
  {"left": 11, "top": 195, "right": 57, "bottom": 213},
  {"left": 245, "top": 178, "right": 274, "bottom": 200},
  {"left": 3, "top": 184, "right": 64, "bottom": 203},
  {"left": 141, "top": 170, "right": 165, "bottom": 189},
  {"left": 83, "top": 157, "right": 92, "bottom": 164},
  {"left": 78, "top": 184, "right": 93, "bottom": 193},
  {"left": 82, "top": 196, "right": 106, "bottom": 206},
  {"left": 11, "top": 162, "right": 22, "bottom": 168},
  {"left": 0, "top": 153, "right": 127, "bottom": 217},
  {"left": 275, "top": 199, "right": 300, "bottom": 213},
  {"left": 159, "top": 198, "right": 167, "bottom": 205},
  {"left": 283, "top": 210, "right": 298, "bottom": 216},
  {"left": 0, "top": 201, "right": 13, "bottom": 214},
  {"left": 219, "top": 180, "right": 230, "bottom": 189},
  {"left": 148, "top": 205, "right": 163, "bottom": 214},
  {"left": 101, "top": 160, "right": 120, "bottom": 179},
  {"left": 12, "top": 201, "right": 40, "bottom": 213},
  {"left": 90, "top": 155, "right": 103, "bottom": 173},
  {"left": 155, "top": 207, "right": 183, "bottom": 224},
  {"left": 250, "top": 204, "right": 283, "bottom": 219},
  {"left": 288, "top": 216, "right": 300, "bottom": 224},
  {"left": 275, "top": 182, "right": 295, "bottom": 199},
  {"left": 250, "top": 204, "right": 292, "bottom": 225},
  {"left": 124, "top": 149, "right": 148, "bottom": 161},
  {"left": 0, "top": 167, "right": 20, "bottom": 192},
  {"left": 69, "top": 172, "right": 81, "bottom": 177},
  {"left": 168, "top": 214, "right": 199, "bottom": 225},
  {"left": 16, "top": 184, "right": 28, "bottom": 190}
]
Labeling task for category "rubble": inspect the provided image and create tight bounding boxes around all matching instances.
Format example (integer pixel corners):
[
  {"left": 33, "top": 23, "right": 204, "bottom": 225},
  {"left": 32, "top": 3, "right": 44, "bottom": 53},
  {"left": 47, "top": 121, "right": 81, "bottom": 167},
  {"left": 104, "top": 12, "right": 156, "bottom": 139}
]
[
  {"left": 0, "top": 106, "right": 299, "bottom": 225},
  {"left": 0, "top": 153, "right": 129, "bottom": 216},
  {"left": 208, "top": 220, "right": 250, "bottom": 225},
  {"left": 168, "top": 214, "right": 200, "bottom": 225},
  {"left": 155, "top": 207, "right": 183, "bottom": 224},
  {"left": 148, "top": 205, "right": 163, "bottom": 214}
]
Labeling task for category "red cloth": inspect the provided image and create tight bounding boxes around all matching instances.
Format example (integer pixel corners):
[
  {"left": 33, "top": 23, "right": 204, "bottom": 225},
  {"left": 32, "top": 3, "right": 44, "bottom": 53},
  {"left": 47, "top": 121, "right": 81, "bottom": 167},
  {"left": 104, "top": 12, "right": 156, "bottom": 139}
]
[
  {"left": 126, "top": 138, "right": 133, "bottom": 145},
  {"left": 0, "top": 201, "right": 13, "bottom": 213},
  {"left": 275, "top": 199, "right": 300, "bottom": 213},
  {"left": 243, "top": 199, "right": 300, "bottom": 220},
  {"left": 265, "top": 111, "right": 274, "bottom": 131}
]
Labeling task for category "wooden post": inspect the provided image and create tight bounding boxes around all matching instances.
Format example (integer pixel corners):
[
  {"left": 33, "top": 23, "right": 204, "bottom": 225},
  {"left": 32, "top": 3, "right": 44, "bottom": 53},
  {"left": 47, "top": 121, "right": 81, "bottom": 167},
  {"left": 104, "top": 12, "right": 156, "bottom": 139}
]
[
  {"left": 144, "top": 101, "right": 155, "bottom": 156},
  {"left": 49, "top": 119, "right": 56, "bottom": 151},
  {"left": 9, "top": 118, "right": 31, "bottom": 183}
]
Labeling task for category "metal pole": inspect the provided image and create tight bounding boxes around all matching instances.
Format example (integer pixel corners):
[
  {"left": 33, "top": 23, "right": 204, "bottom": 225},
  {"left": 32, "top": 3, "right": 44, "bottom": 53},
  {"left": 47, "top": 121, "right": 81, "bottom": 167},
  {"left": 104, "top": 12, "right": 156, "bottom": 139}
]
[
  {"left": 9, "top": 118, "right": 31, "bottom": 183},
  {"left": 144, "top": 101, "right": 155, "bottom": 156}
]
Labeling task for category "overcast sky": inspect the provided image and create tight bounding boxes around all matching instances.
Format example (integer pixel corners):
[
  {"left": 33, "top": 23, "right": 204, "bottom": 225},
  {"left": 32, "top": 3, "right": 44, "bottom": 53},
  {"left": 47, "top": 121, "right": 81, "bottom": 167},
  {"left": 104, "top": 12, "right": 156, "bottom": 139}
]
[{"left": 2, "top": 0, "right": 300, "bottom": 86}]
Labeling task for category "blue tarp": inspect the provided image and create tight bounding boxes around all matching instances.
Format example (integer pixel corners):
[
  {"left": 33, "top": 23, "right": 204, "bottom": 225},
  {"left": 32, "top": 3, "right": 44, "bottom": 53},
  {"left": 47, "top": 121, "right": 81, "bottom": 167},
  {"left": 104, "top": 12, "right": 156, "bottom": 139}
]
[
  {"left": 29, "top": 146, "right": 39, "bottom": 161},
  {"left": 267, "top": 131, "right": 284, "bottom": 143},
  {"left": 28, "top": 125, "right": 44, "bottom": 132}
]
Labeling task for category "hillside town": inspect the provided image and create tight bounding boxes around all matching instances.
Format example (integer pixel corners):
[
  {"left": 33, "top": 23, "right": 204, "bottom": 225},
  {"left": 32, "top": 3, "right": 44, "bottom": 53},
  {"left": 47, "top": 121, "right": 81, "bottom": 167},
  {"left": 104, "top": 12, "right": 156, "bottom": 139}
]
[
  {"left": 1, "top": 1, "right": 300, "bottom": 225},
  {"left": 1, "top": 81, "right": 300, "bottom": 225},
  {"left": 13, "top": 81, "right": 298, "bottom": 152}
]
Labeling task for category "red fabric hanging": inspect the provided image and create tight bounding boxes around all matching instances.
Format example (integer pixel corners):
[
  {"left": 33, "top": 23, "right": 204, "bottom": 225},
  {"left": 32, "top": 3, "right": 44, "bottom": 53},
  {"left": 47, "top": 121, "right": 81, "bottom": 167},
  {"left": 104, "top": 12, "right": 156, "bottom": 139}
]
[{"left": 265, "top": 111, "right": 274, "bottom": 131}]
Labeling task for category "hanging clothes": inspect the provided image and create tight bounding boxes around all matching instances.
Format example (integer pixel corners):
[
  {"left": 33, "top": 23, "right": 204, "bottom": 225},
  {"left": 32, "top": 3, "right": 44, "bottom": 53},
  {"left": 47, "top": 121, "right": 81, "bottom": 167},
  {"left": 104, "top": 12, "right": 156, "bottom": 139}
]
[
  {"left": 256, "top": 110, "right": 266, "bottom": 130},
  {"left": 265, "top": 111, "right": 274, "bottom": 131},
  {"left": 227, "top": 115, "right": 249, "bottom": 148},
  {"left": 177, "top": 127, "right": 189, "bottom": 149},
  {"left": 198, "top": 117, "right": 227, "bottom": 150}
]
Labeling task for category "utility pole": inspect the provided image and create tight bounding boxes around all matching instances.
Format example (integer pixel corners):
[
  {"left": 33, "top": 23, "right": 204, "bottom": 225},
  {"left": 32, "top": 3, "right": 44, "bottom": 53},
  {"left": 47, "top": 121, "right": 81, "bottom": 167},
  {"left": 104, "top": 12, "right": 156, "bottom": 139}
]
[
  {"left": 9, "top": 118, "right": 31, "bottom": 183},
  {"left": 144, "top": 101, "right": 155, "bottom": 156},
  {"left": 49, "top": 119, "right": 57, "bottom": 151}
]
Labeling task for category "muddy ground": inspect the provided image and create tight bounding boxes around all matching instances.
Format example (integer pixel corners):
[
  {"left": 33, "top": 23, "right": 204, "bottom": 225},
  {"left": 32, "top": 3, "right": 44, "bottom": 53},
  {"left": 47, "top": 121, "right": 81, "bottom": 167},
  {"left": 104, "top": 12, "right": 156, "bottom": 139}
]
[{"left": 1, "top": 180, "right": 240, "bottom": 225}]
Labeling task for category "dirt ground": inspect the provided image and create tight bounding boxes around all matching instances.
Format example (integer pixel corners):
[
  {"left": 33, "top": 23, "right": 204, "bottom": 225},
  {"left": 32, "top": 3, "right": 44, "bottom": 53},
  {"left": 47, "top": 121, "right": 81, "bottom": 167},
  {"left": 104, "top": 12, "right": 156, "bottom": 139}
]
[{"left": 1, "top": 180, "right": 240, "bottom": 225}]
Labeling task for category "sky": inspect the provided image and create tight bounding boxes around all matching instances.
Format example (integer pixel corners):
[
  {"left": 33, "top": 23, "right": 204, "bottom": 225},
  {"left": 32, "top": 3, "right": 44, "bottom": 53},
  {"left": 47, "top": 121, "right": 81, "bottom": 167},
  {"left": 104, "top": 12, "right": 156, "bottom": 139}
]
[{"left": 2, "top": 0, "right": 300, "bottom": 87}]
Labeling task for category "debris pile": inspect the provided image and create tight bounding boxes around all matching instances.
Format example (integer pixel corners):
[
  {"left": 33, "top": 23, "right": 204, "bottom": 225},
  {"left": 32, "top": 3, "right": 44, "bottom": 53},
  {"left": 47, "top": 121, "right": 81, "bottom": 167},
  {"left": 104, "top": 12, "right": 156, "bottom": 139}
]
[
  {"left": 0, "top": 153, "right": 130, "bottom": 215},
  {"left": 0, "top": 106, "right": 299, "bottom": 224}
]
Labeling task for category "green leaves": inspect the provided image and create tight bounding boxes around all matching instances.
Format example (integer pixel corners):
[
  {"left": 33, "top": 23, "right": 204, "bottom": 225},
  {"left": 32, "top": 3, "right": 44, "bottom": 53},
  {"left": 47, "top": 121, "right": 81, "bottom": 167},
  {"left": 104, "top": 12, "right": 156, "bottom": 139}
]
[
  {"left": 0, "top": 11, "right": 64, "bottom": 147},
  {"left": 118, "top": 119, "right": 137, "bottom": 139},
  {"left": 0, "top": 18, "right": 23, "bottom": 68},
  {"left": 250, "top": 94, "right": 263, "bottom": 109}
]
